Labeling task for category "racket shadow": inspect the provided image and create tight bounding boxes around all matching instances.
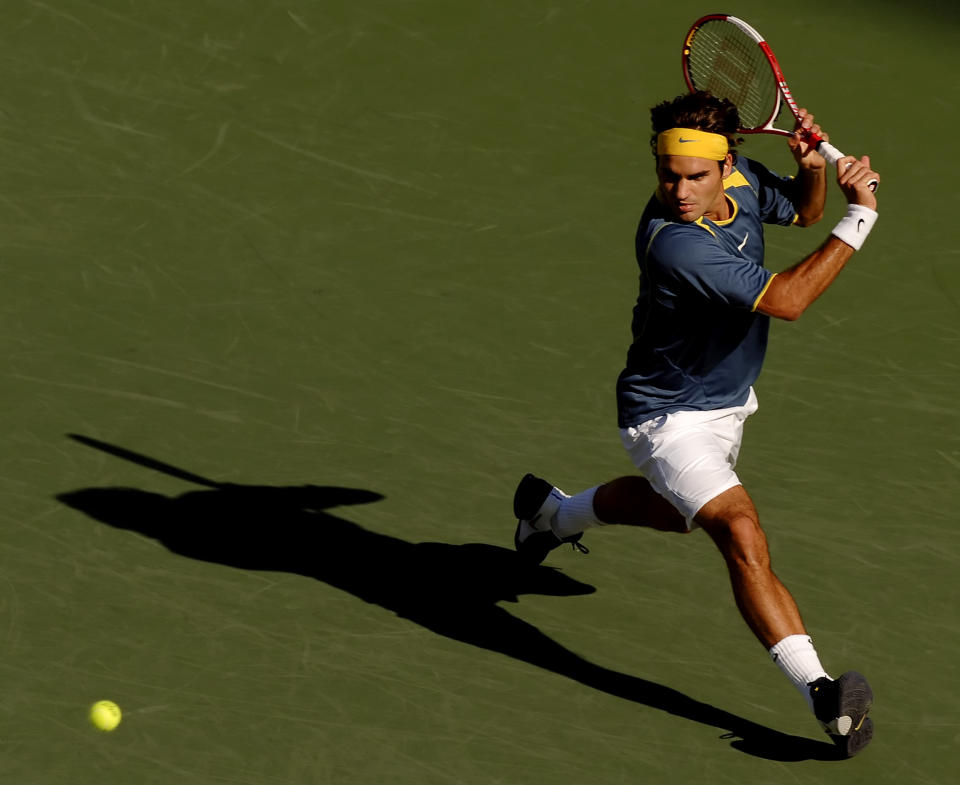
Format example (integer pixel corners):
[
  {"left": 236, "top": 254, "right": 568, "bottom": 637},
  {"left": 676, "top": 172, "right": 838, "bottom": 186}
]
[{"left": 56, "top": 435, "right": 840, "bottom": 763}]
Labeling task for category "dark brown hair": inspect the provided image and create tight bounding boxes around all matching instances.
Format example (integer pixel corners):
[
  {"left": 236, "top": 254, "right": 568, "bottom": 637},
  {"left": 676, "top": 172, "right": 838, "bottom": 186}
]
[{"left": 649, "top": 91, "right": 743, "bottom": 161}]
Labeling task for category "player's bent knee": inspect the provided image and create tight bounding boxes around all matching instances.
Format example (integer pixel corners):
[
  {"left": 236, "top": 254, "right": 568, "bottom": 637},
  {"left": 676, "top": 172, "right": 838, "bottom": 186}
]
[{"left": 594, "top": 476, "right": 687, "bottom": 531}]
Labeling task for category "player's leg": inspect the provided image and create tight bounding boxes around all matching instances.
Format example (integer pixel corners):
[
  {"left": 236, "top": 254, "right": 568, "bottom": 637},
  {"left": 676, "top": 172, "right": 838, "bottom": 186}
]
[
  {"left": 551, "top": 474, "right": 688, "bottom": 537},
  {"left": 513, "top": 473, "right": 687, "bottom": 564},
  {"left": 693, "top": 484, "right": 804, "bottom": 647},
  {"left": 593, "top": 475, "right": 688, "bottom": 532},
  {"left": 513, "top": 398, "right": 746, "bottom": 563},
  {"left": 695, "top": 484, "right": 873, "bottom": 757}
]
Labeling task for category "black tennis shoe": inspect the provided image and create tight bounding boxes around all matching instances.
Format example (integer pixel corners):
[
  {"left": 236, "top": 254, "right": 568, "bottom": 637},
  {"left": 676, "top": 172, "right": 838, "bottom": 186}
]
[
  {"left": 513, "top": 473, "right": 587, "bottom": 565},
  {"left": 808, "top": 671, "right": 874, "bottom": 757}
]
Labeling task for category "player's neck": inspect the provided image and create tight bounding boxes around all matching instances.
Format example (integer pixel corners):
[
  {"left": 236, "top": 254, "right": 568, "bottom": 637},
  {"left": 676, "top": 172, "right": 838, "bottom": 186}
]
[{"left": 703, "top": 194, "right": 733, "bottom": 223}]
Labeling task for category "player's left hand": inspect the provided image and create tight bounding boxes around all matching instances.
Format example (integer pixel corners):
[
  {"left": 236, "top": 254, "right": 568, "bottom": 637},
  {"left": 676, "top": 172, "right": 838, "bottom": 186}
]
[{"left": 789, "top": 108, "right": 827, "bottom": 170}]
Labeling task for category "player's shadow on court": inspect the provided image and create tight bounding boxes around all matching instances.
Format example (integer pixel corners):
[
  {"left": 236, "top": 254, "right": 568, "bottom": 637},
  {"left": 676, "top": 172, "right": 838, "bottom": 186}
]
[{"left": 57, "top": 434, "right": 840, "bottom": 762}]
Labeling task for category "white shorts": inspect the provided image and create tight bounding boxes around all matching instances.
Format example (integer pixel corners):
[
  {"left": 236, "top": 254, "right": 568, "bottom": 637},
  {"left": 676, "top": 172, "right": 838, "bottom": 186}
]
[{"left": 619, "top": 388, "right": 759, "bottom": 530}]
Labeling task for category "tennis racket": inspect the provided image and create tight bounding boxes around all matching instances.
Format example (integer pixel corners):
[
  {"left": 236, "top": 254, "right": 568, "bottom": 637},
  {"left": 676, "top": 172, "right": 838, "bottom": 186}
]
[{"left": 682, "top": 14, "right": 877, "bottom": 190}]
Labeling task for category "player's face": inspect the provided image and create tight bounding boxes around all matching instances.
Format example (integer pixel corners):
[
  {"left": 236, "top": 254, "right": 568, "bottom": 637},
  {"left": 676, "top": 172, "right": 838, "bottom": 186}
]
[{"left": 656, "top": 155, "right": 732, "bottom": 223}]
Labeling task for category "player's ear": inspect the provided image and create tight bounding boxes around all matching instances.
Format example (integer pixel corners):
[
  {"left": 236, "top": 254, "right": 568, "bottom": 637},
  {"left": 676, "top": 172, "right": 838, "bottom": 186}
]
[{"left": 721, "top": 153, "right": 734, "bottom": 178}]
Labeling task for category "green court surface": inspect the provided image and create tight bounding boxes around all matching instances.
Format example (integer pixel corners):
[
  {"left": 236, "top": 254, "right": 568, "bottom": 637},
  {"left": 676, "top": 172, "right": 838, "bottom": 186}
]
[{"left": 2, "top": 1, "right": 958, "bottom": 783}]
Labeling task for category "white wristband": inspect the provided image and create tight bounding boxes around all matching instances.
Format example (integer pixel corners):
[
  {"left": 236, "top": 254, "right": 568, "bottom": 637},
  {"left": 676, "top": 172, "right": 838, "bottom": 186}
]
[{"left": 831, "top": 204, "right": 878, "bottom": 251}]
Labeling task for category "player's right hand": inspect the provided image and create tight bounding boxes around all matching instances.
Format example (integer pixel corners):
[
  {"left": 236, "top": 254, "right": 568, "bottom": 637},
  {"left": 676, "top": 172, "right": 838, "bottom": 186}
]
[
  {"left": 837, "top": 155, "right": 879, "bottom": 211},
  {"left": 790, "top": 108, "right": 828, "bottom": 170}
]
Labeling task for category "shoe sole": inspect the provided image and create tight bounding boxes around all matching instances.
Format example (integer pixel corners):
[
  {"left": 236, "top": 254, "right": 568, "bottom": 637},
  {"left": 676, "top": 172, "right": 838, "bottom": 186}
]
[
  {"left": 513, "top": 473, "right": 553, "bottom": 521},
  {"left": 829, "top": 671, "right": 874, "bottom": 757},
  {"left": 839, "top": 716, "right": 873, "bottom": 758}
]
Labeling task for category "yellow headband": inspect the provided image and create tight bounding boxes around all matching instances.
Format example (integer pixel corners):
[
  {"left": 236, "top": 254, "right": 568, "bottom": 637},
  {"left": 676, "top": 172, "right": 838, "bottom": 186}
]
[{"left": 656, "top": 128, "right": 729, "bottom": 161}]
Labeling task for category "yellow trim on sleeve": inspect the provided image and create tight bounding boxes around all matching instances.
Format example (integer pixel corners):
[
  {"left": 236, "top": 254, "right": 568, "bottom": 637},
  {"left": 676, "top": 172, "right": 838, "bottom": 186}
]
[{"left": 752, "top": 273, "right": 776, "bottom": 312}]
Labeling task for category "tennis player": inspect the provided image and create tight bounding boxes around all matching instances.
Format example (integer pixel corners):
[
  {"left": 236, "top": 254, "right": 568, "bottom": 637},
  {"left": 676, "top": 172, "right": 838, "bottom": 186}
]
[{"left": 513, "top": 91, "right": 879, "bottom": 757}]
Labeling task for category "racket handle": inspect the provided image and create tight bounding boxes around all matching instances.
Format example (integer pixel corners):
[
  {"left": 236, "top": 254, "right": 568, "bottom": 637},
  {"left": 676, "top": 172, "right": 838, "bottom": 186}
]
[
  {"left": 816, "top": 141, "right": 879, "bottom": 192},
  {"left": 816, "top": 140, "right": 843, "bottom": 166}
]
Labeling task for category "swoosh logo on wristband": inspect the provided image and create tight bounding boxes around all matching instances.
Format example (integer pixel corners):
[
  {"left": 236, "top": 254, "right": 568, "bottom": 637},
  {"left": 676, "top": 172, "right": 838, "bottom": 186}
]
[{"left": 857, "top": 218, "right": 865, "bottom": 232}]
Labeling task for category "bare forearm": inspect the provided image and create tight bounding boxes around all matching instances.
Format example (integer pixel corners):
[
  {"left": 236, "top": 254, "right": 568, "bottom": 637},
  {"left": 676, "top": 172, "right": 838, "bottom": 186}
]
[
  {"left": 794, "top": 165, "right": 827, "bottom": 226},
  {"left": 756, "top": 236, "right": 854, "bottom": 321},
  {"left": 759, "top": 153, "right": 881, "bottom": 322}
]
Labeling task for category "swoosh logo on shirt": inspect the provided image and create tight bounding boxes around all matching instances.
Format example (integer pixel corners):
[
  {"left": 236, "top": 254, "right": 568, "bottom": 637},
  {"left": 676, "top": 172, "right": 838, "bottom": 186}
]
[{"left": 738, "top": 232, "right": 749, "bottom": 252}]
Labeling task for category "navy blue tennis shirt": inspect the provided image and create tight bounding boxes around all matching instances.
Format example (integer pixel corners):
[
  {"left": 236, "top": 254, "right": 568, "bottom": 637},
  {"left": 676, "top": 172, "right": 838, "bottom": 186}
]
[{"left": 616, "top": 156, "right": 799, "bottom": 427}]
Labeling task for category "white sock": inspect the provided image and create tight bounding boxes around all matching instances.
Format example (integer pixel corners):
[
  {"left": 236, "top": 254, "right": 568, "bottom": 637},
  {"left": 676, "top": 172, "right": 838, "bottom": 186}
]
[
  {"left": 769, "top": 634, "right": 831, "bottom": 713},
  {"left": 552, "top": 487, "right": 601, "bottom": 539}
]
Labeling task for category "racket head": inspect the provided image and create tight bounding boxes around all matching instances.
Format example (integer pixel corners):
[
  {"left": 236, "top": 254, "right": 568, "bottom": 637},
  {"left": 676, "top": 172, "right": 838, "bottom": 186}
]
[{"left": 682, "top": 14, "right": 791, "bottom": 137}]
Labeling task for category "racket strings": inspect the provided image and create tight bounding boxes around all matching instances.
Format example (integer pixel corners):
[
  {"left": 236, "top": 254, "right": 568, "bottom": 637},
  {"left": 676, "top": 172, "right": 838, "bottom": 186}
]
[{"left": 686, "top": 23, "right": 780, "bottom": 129}]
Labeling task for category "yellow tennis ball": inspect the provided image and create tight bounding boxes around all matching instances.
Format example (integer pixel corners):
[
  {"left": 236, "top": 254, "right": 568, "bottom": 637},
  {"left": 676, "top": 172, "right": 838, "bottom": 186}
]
[{"left": 89, "top": 700, "right": 122, "bottom": 731}]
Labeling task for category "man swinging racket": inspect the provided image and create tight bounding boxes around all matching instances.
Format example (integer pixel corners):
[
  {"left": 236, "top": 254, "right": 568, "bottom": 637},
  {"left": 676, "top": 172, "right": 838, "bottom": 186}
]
[{"left": 513, "top": 90, "right": 879, "bottom": 757}]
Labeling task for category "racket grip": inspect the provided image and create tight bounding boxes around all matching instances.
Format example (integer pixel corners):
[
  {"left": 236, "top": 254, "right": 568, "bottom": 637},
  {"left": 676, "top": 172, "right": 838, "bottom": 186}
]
[
  {"left": 816, "top": 140, "right": 844, "bottom": 167},
  {"left": 817, "top": 141, "right": 879, "bottom": 192}
]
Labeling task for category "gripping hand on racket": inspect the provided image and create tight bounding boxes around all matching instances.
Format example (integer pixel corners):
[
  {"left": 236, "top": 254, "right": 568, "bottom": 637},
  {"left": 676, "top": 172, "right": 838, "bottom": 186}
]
[
  {"left": 837, "top": 154, "right": 879, "bottom": 212},
  {"left": 788, "top": 109, "right": 828, "bottom": 171}
]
